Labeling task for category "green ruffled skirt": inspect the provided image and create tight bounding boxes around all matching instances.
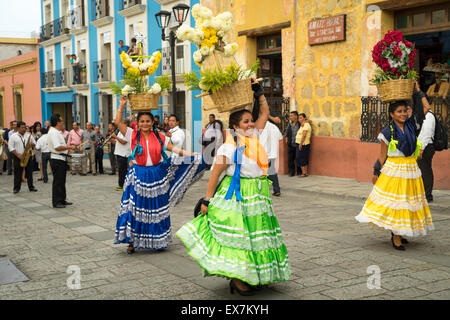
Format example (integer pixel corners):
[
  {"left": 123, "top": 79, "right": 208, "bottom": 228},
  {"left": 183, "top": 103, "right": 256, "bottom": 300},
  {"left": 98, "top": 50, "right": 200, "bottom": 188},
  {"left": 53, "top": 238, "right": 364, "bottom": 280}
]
[{"left": 176, "top": 175, "right": 291, "bottom": 285}]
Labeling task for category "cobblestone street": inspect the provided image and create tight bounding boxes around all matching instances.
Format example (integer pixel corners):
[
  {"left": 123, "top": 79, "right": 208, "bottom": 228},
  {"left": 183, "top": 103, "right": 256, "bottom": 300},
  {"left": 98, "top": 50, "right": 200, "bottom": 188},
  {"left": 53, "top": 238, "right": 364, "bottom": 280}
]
[{"left": 0, "top": 167, "right": 449, "bottom": 300}]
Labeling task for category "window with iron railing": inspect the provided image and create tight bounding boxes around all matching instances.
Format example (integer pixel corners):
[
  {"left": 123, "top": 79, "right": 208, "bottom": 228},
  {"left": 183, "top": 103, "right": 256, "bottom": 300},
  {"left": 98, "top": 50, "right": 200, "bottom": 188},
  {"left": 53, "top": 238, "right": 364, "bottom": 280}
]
[
  {"left": 93, "top": 59, "right": 112, "bottom": 82},
  {"left": 91, "top": 0, "right": 110, "bottom": 21},
  {"left": 360, "top": 96, "right": 450, "bottom": 144},
  {"left": 120, "top": 0, "right": 142, "bottom": 10},
  {"left": 40, "top": 16, "right": 69, "bottom": 41},
  {"left": 42, "top": 69, "right": 71, "bottom": 88},
  {"left": 69, "top": 6, "right": 86, "bottom": 29}
]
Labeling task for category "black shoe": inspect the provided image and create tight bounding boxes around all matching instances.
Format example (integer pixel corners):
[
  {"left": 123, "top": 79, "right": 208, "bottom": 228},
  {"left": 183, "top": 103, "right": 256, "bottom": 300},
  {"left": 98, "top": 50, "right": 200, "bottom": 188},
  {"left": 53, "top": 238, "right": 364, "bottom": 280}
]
[
  {"left": 13, "top": 190, "right": 19, "bottom": 194},
  {"left": 127, "top": 245, "right": 135, "bottom": 254},
  {"left": 29, "top": 187, "right": 38, "bottom": 192},
  {"left": 63, "top": 201, "right": 73, "bottom": 205},
  {"left": 108, "top": 172, "right": 115, "bottom": 175},
  {"left": 229, "top": 280, "right": 254, "bottom": 296},
  {"left": 391, "top": 232, "right": 408, "bottom": 244},
  {"left": 427, "top": 196, "right": 433, "bottom": 202},
  {"left": 391, "top": 233, "right": 405, "bottom": 251},
  {"left": 288, "top": 173, "right": 294, "bottom": 177},
  {"left": 272, "top": 192, "right": 281, "bottom": 197},
  {"left": 53, "top": 203, "right": 66, "bottom": 208}
]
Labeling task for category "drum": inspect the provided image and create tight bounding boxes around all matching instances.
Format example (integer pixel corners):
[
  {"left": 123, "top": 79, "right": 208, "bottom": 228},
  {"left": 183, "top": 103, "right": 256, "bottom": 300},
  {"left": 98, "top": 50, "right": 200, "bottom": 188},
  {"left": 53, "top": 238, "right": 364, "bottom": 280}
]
[{"left": 70, "top": 153, "right": 85, "bottom": 171}]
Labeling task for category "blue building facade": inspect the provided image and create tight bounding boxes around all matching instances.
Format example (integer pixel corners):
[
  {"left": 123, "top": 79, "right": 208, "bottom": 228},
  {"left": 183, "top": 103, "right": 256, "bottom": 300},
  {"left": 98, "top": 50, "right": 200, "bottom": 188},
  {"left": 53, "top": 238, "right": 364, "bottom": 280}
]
[{"left": 39, "top": 0, "right": 202, "bottom": 152}]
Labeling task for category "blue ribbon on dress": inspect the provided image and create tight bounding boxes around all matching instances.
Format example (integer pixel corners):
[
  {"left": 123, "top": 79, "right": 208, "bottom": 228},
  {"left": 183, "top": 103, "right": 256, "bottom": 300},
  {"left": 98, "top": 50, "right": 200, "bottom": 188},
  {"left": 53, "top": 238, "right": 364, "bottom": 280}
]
[{"left": 225, "top": 144, "right": 246, "bottom": 201}]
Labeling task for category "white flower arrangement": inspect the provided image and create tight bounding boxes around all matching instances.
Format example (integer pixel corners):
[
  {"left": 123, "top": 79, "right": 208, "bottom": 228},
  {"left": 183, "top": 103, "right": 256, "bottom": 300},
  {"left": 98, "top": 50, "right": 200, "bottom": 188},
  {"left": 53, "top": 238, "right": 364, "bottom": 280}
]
[{"left": 176, "top": 4, "right": 238, "bottom": 66}]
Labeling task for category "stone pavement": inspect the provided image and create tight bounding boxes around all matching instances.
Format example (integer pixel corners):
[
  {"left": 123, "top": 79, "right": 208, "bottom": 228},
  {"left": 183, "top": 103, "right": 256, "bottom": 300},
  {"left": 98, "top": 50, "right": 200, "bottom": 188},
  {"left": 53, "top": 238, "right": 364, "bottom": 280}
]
[{"left": 0, "top": 165, "right": 449, "bottom": 300}]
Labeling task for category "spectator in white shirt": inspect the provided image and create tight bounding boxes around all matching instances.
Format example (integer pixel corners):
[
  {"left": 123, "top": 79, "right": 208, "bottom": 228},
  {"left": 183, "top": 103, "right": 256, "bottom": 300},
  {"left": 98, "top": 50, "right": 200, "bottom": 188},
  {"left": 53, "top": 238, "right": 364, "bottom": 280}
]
[
  {"left": 113, "top": 119, "right": 133, "bottom": 191},
  {"left": 165, "top": 114, "right": 185, "bottom": 158},
  {"left": 8, "top": 121, "right": 37, "bottom": 193},
  {"left": 35, "top": 128, "right": 50, "bottom": 183},
  {"left": 417, "top": 111, "right": 436, "bottom": 202}
]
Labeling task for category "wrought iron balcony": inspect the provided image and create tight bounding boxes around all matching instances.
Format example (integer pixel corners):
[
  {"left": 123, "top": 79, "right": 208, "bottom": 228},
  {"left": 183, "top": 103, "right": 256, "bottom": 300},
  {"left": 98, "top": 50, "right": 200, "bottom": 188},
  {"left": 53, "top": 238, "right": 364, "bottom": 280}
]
[
  {"left": 40, "top": 16, "right": 70, "bottom": 42},
  {"left": 93, "top": 59, "right": 112, "bottom": 83},
  {"left": 360, "top": 96, "right": 450, "bottom": 143},
  {"left": 91, "top": 0, "right": 111, "bottom": 20},
  {"left": 69, "top": 6, "right": 86, "bottom": 31},
  {"left": 119, "top": 0, "right": 142, "bottom": 10},
  {"left": 41, "top": 68, "right": 70, "bottom": 88}
]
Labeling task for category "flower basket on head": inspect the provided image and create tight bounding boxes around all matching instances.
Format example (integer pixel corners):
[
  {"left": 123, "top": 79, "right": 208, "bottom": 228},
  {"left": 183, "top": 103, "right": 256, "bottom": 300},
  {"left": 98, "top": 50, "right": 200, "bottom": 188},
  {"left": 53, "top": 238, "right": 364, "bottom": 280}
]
[
  {"left": 210, "top": 78, "right": 253, "bottom": 112},
  {"left": 371, "top": 30, "right": 418, "bottom": 102},
  {"left": 109, "top": 49, "right": 171, "bottom": 111},
  {"left": 179, "top": 4, "right": 259, "bottom": 112},
  {"left": 128, "top": 93, "right": 161, "bottom": 111}
]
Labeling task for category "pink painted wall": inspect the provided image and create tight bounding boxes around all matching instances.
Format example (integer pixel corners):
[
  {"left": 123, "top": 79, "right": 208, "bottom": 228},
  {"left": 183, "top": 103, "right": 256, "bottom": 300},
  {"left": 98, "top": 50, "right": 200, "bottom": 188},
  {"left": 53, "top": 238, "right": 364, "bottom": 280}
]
[{"left": 0, "top": 50, "right": 42, "bottom": 126}]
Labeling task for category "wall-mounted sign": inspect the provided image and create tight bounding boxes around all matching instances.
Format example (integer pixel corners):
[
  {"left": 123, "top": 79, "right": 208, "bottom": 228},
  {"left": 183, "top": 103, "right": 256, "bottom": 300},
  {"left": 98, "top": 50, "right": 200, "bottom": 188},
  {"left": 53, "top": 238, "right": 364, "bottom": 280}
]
[{"left": 308, "top": 14, "right": 346, "bottom": 45}]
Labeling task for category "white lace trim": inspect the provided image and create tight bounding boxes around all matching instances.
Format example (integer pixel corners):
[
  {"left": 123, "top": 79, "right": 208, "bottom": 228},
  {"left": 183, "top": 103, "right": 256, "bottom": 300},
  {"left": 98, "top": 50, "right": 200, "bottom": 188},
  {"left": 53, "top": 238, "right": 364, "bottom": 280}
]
[
  {"left": 123, "top": 166, "right": 175, "bottom": 199},
  {"left": 114, "top": 223, "right": 173, "bottom": 249},
  {"left": 368, "top": 186, "right": 428, "bottom": 212},
  {"left": 118, "top": 198, "right": 170, "bottom": 224}
]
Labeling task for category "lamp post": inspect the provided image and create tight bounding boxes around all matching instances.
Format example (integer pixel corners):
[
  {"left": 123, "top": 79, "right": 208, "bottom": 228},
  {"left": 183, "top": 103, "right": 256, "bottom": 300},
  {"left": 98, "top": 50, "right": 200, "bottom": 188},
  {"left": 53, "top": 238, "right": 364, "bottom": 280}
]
[{"left": 155, "top": 3, "right": 190, "bottom": 115}]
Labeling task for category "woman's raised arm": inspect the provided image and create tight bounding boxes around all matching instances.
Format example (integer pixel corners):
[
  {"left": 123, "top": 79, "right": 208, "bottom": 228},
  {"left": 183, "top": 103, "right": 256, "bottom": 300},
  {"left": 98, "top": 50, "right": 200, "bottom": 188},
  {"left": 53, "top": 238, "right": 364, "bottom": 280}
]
[{"left": 115, "top": 96, "right": 129, "bottom": 137}]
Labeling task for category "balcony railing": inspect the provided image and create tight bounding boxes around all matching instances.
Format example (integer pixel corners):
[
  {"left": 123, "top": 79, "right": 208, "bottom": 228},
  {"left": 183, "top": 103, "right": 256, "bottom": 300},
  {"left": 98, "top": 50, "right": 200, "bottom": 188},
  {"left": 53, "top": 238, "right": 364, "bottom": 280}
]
[
  {"left": 360, "top": 96, "right": 450, "bottom": 143},
  {"left": 41, "top": 68, "right": 70, "bottom": 88},
  {"left": 93, "top": 59, "right": 112, "bottom": 82},
  {"left": 119, "top": 0, "right": 142, "bottom": 10},
  {"left": 91, "top": 0, "right": 111, "bottom": 20},
  {"left": 40, "top": 16, "right": 70, "bottom": 41},
  {"left": 69, "top": 6, "right": 86, "bottom": 30}
]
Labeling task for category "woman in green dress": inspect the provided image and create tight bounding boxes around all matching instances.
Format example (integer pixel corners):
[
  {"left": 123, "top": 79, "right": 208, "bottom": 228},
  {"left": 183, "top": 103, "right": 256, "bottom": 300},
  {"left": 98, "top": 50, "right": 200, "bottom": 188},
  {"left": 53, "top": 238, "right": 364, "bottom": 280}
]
[{"left": 176, "top": 81, "right": 291, "bottom": 296}]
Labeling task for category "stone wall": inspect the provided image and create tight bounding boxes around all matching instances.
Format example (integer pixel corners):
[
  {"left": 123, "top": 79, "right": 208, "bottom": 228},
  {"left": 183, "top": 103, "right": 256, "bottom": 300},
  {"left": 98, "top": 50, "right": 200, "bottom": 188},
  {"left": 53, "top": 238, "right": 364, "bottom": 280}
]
[{"left": 295, "top": 0, "right": 366, "bottom": 139}]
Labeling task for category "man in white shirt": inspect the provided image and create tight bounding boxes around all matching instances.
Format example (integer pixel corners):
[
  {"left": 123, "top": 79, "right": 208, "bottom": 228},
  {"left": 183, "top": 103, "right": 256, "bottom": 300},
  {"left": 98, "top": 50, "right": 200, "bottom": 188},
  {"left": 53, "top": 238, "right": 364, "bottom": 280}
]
[
  {"left": 8, "top": 121, "right": 37, "bottom": 193},
  {"left": 165, "top": 114, "right": 185, "bottom": 158},
  {"left": 47, "top": 114, "right": 77, "bottom": 208},
  {"left": 202, "top": 114, "right": 223, "bottom": 168},
  {"left": 417, "top": 111, "right": 436, "bottom": 202},
  {"left": 35, "top": 127, "right": 50, "bottom": 183},
  {"left": 260, "top": 119, "right": 283, "bottom": 196},
  {"left": 113, "top": 119, "right": 133, "bottom": 191}
]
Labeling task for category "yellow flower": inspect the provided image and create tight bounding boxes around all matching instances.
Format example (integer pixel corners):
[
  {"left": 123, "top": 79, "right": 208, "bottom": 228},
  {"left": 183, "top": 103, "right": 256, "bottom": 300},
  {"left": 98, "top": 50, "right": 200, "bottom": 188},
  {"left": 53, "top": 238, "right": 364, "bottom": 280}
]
[
  {"left": 127, "top": 67, "right": 140, "bottom": 76},
  {"left": 120, "top": 51, "right": 127, "bottom": 62},
  {"left": 210, "top": 36, "right": 218, "bottom": 45},
  {"left": 194, "top": 60, "right": 202, "bottom": 67},
  {"left": 123, "top": 60, "right": 131, "bottom": 68}
]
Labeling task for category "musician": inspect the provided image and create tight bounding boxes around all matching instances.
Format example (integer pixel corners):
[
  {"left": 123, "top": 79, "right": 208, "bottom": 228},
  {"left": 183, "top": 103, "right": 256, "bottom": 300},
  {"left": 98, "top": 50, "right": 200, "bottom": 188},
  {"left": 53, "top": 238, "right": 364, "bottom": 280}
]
[
  {"left": 8, "top": 121, "right": 37, "bottom": 194},
  {"left": 113, "top": 119, "right": 132, "bottom": 191},
  {"left": 47, "top": 114, "right": 76, "bottom": 208},
  {"left": 81, "top": 122, "right": 96, "bottom": 175},
  {"left": 67, "top": 122, "right": 84, "bottom": 175},
  {"left": 106, "top": 121, "right": 118, "bottom": 175}
]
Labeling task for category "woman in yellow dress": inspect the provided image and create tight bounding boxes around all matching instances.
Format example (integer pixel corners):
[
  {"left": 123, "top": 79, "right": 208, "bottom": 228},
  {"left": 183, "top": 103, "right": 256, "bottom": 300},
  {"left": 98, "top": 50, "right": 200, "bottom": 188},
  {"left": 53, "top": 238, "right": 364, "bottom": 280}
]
[{"left": 355, "top": 98, "right": 434, "bottom": 250}]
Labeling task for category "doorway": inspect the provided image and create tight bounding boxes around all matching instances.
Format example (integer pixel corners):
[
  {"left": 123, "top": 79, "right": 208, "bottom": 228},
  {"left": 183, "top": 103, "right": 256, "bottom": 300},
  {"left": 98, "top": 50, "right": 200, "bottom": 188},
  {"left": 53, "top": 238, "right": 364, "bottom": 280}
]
[
  {"left": 175, "top": 91, "right": 185, "bottom": 129},
  {"left": 52, "top": 102, "right": 74, "bottom": 131},
  {"left": 100, "top": 94, "right": 113, "bottom": 134}
]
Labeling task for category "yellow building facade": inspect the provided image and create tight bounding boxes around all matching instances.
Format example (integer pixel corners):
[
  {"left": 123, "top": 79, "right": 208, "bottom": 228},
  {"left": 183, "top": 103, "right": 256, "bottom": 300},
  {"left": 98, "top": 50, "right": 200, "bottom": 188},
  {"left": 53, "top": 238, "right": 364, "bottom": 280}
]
[{"left": 200, "top": 0, "right": 450, "bottom": 189}]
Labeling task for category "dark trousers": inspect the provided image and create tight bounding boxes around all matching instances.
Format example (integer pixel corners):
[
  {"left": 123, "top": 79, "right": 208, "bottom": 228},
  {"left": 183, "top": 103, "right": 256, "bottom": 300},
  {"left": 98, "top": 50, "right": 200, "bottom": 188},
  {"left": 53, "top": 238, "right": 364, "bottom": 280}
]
[
  {"left": 268, "top": 159, "right": 280, "bottom": 193},
  {"left": 42, "top": 152, "right": 51, "bottom": 183},
  {"left": 13, "top": 154, "right": 34, "bottom": 192},
  {"left": 417, "top": 144, "right": 435, "bottom": 201},
  {"left": 117, "top": 155, "right": 129, "bottom": 188},
  {"left": 109, "top": 144, "right": 117, "bottom": 173},
  {"left": 7, "top": 149, "right": 13, "bottom": 174},
  {"left": 95, "top": 148, "right": 104, "bottom": 173},
  {"left": 287, "top": 145, "right": 301, "bottom": 176},
  {"left": 50, "top": 159, "right": 67, "bottom": 206}
]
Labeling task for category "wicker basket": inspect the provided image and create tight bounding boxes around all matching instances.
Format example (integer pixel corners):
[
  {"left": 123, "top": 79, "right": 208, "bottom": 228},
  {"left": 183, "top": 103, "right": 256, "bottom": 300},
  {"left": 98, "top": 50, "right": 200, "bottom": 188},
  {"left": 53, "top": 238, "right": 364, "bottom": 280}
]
[
  {"left": 376, "top": 79, "right": 415, "bottom": 102},
  {"left": 128, "top": 93, "right": 160, "bottom": 111},
  {"left": 209, "top": 78, "right": 254, "bottom": 112}
]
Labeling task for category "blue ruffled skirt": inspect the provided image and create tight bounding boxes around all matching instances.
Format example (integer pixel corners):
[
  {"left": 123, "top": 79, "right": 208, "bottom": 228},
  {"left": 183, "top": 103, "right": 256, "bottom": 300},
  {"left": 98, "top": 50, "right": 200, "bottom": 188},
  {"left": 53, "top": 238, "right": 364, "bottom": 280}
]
[{"left": 114, "top": 155, "right": 206, "bottom": 250}]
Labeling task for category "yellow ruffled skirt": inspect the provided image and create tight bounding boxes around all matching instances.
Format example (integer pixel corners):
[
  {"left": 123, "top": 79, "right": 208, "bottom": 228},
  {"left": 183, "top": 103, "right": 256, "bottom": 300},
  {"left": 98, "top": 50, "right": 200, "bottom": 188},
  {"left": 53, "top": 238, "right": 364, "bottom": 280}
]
[{"left": 355, "top": 156, "right": 434, "bottom": 237}]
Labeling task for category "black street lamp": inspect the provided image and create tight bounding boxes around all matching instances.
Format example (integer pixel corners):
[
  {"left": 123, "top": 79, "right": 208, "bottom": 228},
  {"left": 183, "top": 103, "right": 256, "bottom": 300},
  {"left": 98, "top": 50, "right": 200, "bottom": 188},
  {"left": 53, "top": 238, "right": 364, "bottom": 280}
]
[{"left": 155, "top": 4, "right": 190, "bottom": 115}]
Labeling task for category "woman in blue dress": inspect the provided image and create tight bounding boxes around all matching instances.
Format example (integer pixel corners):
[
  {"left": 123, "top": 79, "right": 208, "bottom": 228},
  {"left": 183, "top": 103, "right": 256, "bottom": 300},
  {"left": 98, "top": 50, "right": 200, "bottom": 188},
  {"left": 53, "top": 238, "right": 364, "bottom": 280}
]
[{"left": 113, "top": 96, "right": 206, "bottom": 253}]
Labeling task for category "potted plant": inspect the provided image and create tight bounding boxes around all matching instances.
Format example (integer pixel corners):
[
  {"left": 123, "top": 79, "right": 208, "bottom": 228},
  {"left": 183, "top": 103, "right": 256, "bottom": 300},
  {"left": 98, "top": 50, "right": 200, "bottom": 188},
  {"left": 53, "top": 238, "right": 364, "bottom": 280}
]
[
  {"left": 80, "top": 67, "right": 87, "bottom": 84},
  {"left": 371, "top": 30, "right": 418, "bottom": 102}
]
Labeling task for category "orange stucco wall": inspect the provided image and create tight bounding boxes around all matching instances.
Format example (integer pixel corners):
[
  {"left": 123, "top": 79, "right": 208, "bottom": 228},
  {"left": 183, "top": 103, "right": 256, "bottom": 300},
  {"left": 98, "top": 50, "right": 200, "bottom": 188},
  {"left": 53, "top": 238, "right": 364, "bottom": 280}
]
[
  {"left": 278, "top": 136, "right": 450, "bottom": 190},
  {"left": 0, "top": 50, "right": 42, "bottom": 127}
]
